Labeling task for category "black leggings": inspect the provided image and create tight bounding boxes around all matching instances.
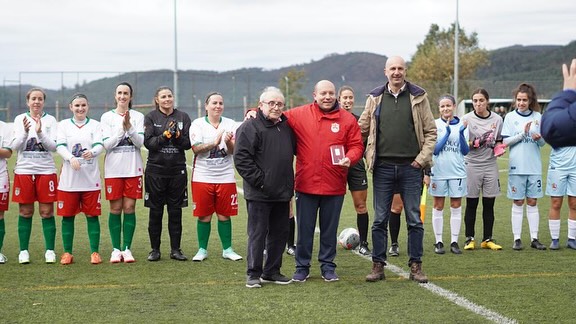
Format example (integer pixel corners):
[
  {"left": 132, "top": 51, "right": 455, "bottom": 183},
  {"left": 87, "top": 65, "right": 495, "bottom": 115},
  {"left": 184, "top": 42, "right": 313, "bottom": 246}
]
[{"left": 464, "top": 197, "right": 495, "bottom": 241}]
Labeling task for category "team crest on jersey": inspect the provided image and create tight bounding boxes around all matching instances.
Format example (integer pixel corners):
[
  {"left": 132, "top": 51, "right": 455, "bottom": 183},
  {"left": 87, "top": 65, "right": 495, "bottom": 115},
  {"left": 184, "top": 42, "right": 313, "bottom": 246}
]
[
  {"left": 15, "top": 188, "right": 20, "bottom": 196},
  {"left": 107, "top": 186, "right": 112, "bottom": 194},
  {"left": 58, "top": 201, "right": 64, "bottom": 209},
  {"left": 178, "top": 122, "right": 183, "bottom": 130},
  {"left": 331, "top": 123, "right": 340, "bottom": 133}
]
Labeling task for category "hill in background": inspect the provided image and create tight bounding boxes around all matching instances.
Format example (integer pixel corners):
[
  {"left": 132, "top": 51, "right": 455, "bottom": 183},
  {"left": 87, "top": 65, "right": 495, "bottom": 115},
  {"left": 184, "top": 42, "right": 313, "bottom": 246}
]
[{"left": 2, "top": 41, "right": 574, "bottom": 121}]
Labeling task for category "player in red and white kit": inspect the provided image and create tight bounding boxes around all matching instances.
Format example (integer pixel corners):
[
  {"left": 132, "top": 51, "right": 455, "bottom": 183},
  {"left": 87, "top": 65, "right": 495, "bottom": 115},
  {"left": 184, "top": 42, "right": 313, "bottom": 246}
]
[
  {"left": 101, "top": 82, "right": 144, "bottom": 263},
  {"left": 0, "top": 120, "right": 12, "bottom": 263},
  {"left": 56, "top": 94, "right": 104, "bottom": 265},
  {"left": 11, "top": 88, "right": 58, "bottom": 264}
]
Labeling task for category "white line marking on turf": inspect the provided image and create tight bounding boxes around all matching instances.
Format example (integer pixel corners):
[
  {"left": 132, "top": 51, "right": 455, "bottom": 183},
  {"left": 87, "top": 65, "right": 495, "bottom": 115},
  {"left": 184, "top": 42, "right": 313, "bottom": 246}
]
[{"left": 354, "top": 251, "right": 517, "bottom": 324}]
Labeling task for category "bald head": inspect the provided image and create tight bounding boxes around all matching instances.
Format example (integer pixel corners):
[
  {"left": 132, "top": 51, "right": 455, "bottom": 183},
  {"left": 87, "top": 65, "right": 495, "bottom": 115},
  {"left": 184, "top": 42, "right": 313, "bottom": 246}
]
[
  {"left": 384, "top": 56, "right": 407, "bottom": 92},
  {"left": 313, "top": 80, "right": 336, "bottom": 111}
]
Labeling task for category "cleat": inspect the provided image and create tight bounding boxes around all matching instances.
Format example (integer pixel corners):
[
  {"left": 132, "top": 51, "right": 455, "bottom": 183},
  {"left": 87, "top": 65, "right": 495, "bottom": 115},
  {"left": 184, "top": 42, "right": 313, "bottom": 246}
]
[
  {"left": 366, "top": 262, "right": 385, "bottom": 282},
  {"left": 409, "top": 262, "right": 428, "bottom": 283},
  {"left": 45, "top": 250, "right": 56, "bottom": 264},
  {"left": 91, "top": 252, "right": 102, "bottom": 264},
  {"left": 481, "top": 239, "right": 502, "bottom": 250},
  {"left": 192, "top": 248, "right": 208, "bottom": 262},
  {"left": 0, "top": 252, "right": 6, "bottom": 263},
  {"left": 19, "top": 250, "right": 30, "bottom": 264},
  {"left": 450, "top": 242, "right": 462, "bottom": 254},
  {"left": 530, "top": 239, "right": 546, "bottom": 250},
  {"left": 358, "top": 242, "right": 371, "bottom": 256},
  {"left": 245, "top": 276, "right": 262, "bottom": 288},
  {"left": 388, "top": 243, "right": 399, "bottom": 257},
  {"left": 550, "top": 239, "right": 560, "bottom": 250},
  {"left": 567, "top": 239, "right": 576, "bottom": 250},
  {"left": 147, "top": 249, "right": 161, "bottom": 261},
  {"left": 286, "top": 245, "right": 296, "bottom": 256},
  {"left": 110, "top": 249, "right": 123, "bottom": 263},
  {"left": 261, "top": 273, "right": 292, "bottom": 285},
  {"left": 321, "top": 271, "right": 339, "bottom": 282},
  {"left": 170, "top": 249, "right": 188, "bottom": 261},
  {"left": 434, "top": 242, "right": 445, "bottom": 254},
  {"left": 292, "top": 270, "right": 310, "bottom": 282},
  {"left": 512, "top": 239, "right": 523, "bottom": 250},
  {"left": 122, "top": 249, "right": 135, "bottom": 263},
  {"left": 464, "top": 238, "right": 475, "bottom": 250},
  {"left": 60, "top": 252, "right": 74, "bottom": 265},
  {"left": 222, "top": 247, "right": 242, "bottom": 261}
]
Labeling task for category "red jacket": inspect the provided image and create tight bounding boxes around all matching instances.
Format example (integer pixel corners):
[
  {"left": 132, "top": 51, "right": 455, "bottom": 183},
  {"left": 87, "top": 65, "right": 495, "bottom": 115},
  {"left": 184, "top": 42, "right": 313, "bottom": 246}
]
[{"left": 285, "top": 102, "right": 364, "bottom": 195}]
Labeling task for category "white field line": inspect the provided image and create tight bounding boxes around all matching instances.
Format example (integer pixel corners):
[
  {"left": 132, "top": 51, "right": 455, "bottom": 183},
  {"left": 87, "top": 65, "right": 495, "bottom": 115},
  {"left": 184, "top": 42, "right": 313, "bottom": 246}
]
[{"left": 353, "top": 251, "right": 517, "bottom": 324}]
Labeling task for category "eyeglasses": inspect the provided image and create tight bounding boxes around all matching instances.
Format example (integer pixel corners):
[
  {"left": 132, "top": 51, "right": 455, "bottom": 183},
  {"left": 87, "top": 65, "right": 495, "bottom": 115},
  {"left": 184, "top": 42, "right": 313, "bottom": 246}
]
[{"left": 262, "top": 101, "right": 285, "bottom": 109}]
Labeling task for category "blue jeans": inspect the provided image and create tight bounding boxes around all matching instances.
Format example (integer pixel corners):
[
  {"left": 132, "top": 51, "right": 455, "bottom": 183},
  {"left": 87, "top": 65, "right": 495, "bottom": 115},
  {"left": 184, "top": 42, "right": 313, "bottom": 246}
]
[
  {"left": 372, "top": 160, "right": 424, "bottom": 264},
  {"left": 295, "top": 192, "right": 344, "bottom": 273}
]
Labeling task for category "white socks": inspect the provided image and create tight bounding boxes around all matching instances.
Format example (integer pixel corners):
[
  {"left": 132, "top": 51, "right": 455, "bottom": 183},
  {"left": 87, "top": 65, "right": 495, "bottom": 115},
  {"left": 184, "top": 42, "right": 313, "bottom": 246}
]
[{"left": 432, "top": 207, "right": 462, "bottom": 243}]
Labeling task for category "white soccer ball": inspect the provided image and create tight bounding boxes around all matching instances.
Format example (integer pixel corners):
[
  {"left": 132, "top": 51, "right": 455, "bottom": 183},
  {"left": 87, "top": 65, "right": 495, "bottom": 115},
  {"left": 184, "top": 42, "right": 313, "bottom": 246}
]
[{"left": 338, "top": 227, "right": 360, "bottom": 250}]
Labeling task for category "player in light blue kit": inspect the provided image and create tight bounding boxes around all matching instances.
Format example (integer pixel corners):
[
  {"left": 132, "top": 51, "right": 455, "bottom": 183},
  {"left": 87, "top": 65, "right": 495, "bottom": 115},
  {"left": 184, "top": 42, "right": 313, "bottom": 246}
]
[
  {"left": 546, "top": 145, "right": 576, "bottom": 250},
  {"left": 502, "top": 83, "right": 547, "bottom": 250},
  {"left": 429, "top": 95, "right": 469, "bottom": 255}
]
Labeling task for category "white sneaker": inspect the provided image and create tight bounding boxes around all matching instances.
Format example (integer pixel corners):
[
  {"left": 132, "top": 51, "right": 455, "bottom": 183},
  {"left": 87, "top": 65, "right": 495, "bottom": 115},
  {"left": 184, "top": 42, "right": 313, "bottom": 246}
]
[
  {"left": 19, "top": 250, "right": 30, "bottom": 264},
  {"left": 192, "top": 248, "right": 208, "bottom": 262},
  {"left": 0, "top": 252, "right": 6, "bottom": 263},
  {"left": 222, "top": 247, "right": 242, "bottom": 261},
  {"left": 122, "top": 249, "right": 135, "bottom": 263},
  {"left": 45, "top": 250, "right": 56, "bottom": 264},
  {"left": 110, "top": 249, "right": 123, "bottom": 263}
]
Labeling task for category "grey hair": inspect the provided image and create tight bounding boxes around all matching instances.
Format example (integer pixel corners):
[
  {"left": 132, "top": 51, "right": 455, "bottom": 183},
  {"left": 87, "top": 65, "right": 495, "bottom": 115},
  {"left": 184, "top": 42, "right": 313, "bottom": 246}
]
[{"left": 259, "top": 86, "right": 285, "bottom": 102}]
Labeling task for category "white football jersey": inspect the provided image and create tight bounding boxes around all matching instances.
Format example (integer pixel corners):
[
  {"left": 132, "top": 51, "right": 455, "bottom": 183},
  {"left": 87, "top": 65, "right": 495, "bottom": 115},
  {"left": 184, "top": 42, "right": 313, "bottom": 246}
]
[
  {"left": 0, "top": 120, "right": 12, "bottom": 192},
  {"left": 189, "top": 116, "right": 238, "bottom": 183},
  {"left": 56, "top": 118, "right": 103, "bottom": 191},
  {"left": 12, "top": 112, "right": 58, "bottom": 175},
  {"left": 101, "top": 109, "right": 144, "bottom": 178}
]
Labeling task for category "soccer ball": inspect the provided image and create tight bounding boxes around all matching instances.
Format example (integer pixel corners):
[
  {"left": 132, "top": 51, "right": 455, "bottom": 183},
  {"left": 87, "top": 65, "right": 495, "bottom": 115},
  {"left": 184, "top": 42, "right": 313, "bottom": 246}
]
[{"left": 338, "top": 228, "right": 360, "bottom": 250}]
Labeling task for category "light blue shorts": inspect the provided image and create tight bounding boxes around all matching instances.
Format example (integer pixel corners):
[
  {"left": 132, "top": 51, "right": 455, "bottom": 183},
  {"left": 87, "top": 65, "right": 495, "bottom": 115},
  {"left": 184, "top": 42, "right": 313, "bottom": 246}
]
[
  {"left": 546, "top": 169, "right": 576, "bottom": 197},
  {"left": 507, "top": 174, "right": 543, "bottom": 200},
  {"left": 429, "top": 178, "right": 467, "bottom": 198}
]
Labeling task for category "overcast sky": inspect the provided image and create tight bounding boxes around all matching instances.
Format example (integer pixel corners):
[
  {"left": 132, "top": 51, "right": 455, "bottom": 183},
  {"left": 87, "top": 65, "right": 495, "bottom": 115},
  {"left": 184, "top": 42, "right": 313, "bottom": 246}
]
[{"left": 1, "top": 0, "right": 575, "bottom": 89}]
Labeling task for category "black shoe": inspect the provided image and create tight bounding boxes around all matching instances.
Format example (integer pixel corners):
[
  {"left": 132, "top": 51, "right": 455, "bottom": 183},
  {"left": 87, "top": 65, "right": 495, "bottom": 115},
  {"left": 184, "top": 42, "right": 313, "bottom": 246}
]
[
  {"left": 530, "top": 239, "right": 547, "bottom": 250},
  {"left": 358, "top": 242, "right": 371, "bottom": 256},
  {"left": 450, "top": 242, "right": 462, "bottom": 254},
  {"left": 170, "top": 249, "right": 188, "bottom": 261},
  {"left": 512, "top": 239, "right": 523, "bottom": 250},
  {"left": 147, "top": 249, "right": 161, "bottom": 262},
  {"left": 389, "top": 243, "right": 399, "bottom": 257},
  {"left": 286, "top": 245, "right": 296, "bottom": 256},
  {"left": 434, "top": 242, "right": 445, "bottom": 254}
]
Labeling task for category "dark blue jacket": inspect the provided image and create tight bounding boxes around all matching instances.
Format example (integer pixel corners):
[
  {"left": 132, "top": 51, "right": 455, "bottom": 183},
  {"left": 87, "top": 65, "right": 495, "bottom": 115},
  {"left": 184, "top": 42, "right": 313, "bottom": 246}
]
[{"left": 541, "top": 89, "right": 576, "bottom": 148}]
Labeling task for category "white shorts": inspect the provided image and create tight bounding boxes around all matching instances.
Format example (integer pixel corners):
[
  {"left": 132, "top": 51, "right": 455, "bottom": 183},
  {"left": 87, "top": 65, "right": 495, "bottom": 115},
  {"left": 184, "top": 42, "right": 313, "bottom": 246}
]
[
  {"left": 507, "top": 174, "right": 543, "bottom": 200},
  {"left": 546, "top": 168, "right": 576, "bottom": 197},
  {"left": 466, "top": 162, "right": 500, "bottom": 198},
  {"left": 429, "top": 178, "right": 467, "bottom": 198}
]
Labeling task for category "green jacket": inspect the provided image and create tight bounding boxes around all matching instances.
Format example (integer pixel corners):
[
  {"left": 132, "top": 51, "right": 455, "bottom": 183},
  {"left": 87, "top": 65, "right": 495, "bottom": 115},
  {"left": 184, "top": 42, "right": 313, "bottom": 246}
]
[{"left": 358, "top": 81, "right": 437, "bottom": 172}]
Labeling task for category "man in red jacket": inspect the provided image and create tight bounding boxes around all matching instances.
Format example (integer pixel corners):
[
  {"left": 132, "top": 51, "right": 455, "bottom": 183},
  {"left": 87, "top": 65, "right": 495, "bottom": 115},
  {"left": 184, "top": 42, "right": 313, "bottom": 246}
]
[{"left": 285, "top": 80, "right": 364, "bottom": 282}]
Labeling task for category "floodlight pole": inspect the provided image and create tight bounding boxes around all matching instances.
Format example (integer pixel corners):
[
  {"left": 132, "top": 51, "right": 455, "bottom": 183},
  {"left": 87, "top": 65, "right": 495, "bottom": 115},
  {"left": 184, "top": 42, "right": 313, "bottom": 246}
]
[
  {"left": 453, "top": 0, "right": 459, "bottom": 102},
  {"left": 173, "top": 0, "right": 179, "bottom": 108}
]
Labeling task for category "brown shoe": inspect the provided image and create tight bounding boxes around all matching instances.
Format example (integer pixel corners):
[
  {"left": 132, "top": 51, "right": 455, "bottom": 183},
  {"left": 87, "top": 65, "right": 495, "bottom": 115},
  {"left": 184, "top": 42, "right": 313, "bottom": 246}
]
[
  {"left": 365, "top": 262, "right": 385, "bottom": 282},
  {"left": 409, "top": 262, "right": 428, "bottom": 283}
]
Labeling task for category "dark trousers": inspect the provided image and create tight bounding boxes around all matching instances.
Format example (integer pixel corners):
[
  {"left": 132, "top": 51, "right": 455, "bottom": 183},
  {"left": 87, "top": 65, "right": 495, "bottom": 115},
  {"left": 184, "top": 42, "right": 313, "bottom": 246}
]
[
  {"left": 246, "top": 200, "right": 290, "bottom": 278},
  {"left": 295, "top": 192, "right": 344, "bottom": 273}
]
